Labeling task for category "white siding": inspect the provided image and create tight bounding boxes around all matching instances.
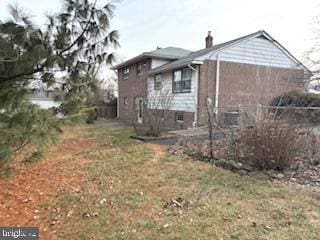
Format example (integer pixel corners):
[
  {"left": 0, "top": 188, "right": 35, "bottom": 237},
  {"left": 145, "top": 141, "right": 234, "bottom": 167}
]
[
  {"left": 199, "top": 37, "right": 301, "bottom": 69},
  {"left": 148, "top": 69, "right": 197, "bottom": 112},
  {"left": 151, "top": 58, "right": 171, "bottom": 69},
  {"left": 30, "top": 99, "right": 60, "bottom": 109}
]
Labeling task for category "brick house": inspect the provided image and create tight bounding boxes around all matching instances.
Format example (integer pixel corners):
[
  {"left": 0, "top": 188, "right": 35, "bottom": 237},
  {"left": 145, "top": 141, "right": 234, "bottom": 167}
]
[{"left": 113, "top": 30, "right": 311, "bottom": 129}]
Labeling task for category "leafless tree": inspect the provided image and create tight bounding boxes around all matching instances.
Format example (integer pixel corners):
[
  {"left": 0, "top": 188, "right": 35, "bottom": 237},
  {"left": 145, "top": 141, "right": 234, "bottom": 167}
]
[
  {"left": 205, "top": 98, "right": 228, "bottom": 160},
  {"left": 144, "top": 88, "right": 174, "bottom": 136},
  {"left": 305, "top": 14, "right": 320, "bottom": 83}
]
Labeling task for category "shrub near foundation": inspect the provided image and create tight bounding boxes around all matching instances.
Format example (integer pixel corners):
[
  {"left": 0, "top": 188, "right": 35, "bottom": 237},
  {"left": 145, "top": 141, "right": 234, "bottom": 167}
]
[{"left": 235, "top": 117, "right": 311, "bottom": 171}]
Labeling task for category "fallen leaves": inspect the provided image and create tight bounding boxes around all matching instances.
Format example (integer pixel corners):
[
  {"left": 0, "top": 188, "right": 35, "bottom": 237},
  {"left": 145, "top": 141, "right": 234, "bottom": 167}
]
[{"left": 0, "top": 131, "right": 91, "bottom": 240}]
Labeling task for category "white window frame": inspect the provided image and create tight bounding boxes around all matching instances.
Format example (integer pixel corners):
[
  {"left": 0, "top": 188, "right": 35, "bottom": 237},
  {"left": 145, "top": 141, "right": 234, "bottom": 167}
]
[
  {"left": 123, "top": 67, "right": 129, "bottom": 80},
  {"left": 172, "top": 68, "right": 192, "bottom": 93},
  {"left": 175, "top": 112, "right": 184, "bottom": 123},
  {"left": 124, "top": 97, "right": 128, "bottom": 110},
  {"left": 154, "top": 74, "right": 162, "bottom": 90},
  {"left": 137, "top": 62, "right": 143, "bottom": 76}
]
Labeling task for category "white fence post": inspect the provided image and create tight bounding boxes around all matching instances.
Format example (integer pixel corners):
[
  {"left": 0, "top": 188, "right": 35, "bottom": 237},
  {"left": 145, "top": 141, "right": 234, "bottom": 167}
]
[
  {"left": 238, "top": 104, "right": 243, "bottom": 128},
  {"left": 257, "top": 104, "right": 262, "bottom": 121}
]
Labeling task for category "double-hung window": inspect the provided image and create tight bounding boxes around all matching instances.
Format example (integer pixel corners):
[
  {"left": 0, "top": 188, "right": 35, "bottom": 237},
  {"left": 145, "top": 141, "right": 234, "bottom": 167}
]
[
  {"left": 124, "top": 97, "right": 128, "bottom": 110},
  {"left": 154, "top": 74, "right": 162, "bottom": 90},
  {"left": 173, "top": 68, "right": 192, "bottom": 93},
  {"left": 137, "top": 62, "right": 143, "bottom": 76},
  {"left": 137, "top": 60, "right": 148, "bottom": 76},
  {"left": 123, "top": 67, "right": 129, "bottom": 80}
]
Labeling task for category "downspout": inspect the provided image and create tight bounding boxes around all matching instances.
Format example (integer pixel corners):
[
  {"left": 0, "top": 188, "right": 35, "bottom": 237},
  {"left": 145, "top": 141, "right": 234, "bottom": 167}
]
[
  {"left": 188, "top": 64, "right": 197, "bottom": 72},
  {"left": 215, "top": 54, "right": 220, "bottom": 115},
  {"left": 116, "top": 71, "right": 120, "bottom": 118},
  {"left": 188, "top": 64, "right": 198, "bottom": 128},
  {"left": 117, "top": 94, "right": 120, "bottom": 118}
]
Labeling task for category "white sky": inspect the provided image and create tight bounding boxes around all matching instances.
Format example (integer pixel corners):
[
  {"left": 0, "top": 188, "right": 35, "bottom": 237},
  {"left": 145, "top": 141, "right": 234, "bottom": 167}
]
[{"left": 0, "top": 0, "right": 319, "bottom": 63}]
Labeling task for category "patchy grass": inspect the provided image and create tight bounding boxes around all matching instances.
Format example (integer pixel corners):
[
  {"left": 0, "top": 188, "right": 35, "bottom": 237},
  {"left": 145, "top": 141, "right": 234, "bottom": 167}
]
[{"left": 1, "top": 125, "right": 320, "bottom": 240}]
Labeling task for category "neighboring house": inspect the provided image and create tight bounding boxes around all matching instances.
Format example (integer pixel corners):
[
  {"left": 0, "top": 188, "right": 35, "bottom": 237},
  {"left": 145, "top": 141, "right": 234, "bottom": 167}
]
[
  {"left": 307, "top": 82, "right": 320, "bottom": 94},
  {"left": 113, "top": 30, "right": 311, "bottom": 129},
  {"left": 28, "top": 85, "right": 61, "bottom": 109}
]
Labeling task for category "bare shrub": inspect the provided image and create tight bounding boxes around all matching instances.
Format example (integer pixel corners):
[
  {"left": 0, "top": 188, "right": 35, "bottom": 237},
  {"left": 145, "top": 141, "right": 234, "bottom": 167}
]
[
  {"left": 234, "top": 116, "right": 312, "bottom": 171},
  {"left": 143, "top": 108, "right": 167, "bottom": 137},
  {"left": 131, "top": 78, "right": 174, "bottom": 137},
  {"left": 132, "top": 108, "right": 167, "bottom": 137}
]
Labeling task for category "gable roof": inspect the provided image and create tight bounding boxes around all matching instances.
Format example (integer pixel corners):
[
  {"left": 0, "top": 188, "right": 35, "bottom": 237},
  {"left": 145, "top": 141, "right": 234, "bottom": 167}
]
[
  {"left": 112, "top": 47, "right": 192, "bottom": 69},
  {"left": 149, "top": 30, "right": 312, "bottom": 75}
]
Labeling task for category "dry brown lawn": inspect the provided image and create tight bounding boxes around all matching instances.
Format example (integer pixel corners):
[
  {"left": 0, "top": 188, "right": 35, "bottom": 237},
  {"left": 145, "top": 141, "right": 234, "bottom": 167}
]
[{"left": 0, "top": 125, "right": 319, "bottom": 240}]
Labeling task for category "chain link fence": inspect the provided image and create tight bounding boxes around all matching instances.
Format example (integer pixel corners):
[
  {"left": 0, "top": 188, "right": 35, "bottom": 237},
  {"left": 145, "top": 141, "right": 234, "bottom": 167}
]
[
  {"left": 196, "top": 105, "right": 320, "bottom": 131},
  {"left": 168, "top": 104, "right": 320, "bottom": 189},
  {"left": 171, "top": 105, "right": 320, "bottom": 161}
]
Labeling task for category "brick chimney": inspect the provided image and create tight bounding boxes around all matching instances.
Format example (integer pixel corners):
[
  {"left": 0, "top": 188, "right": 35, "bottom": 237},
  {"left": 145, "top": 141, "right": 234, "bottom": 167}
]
[{"left": 205, "top": 31, "right": 213, "bottom": 48}]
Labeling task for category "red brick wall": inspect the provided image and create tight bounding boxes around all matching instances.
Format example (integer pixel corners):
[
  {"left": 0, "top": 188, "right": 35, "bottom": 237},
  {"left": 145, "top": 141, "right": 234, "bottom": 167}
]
[
  {"left": 197, "top": 60, "right": 304, "bottom": 125},
  {"left": 197, "top": 60, "right": 217, "bottom": 124},
  {"left": 144, "top": 109, "right": 194, "bottom": 130},
  {"left": 218, "top": 61, "right": 304, "bottom": 107},
  {"left": 163, "top": 110, "right": 194, "bottom": 130},
  {"left": 118, "top": 59, "right": 151, "bottom": 122},
  {"left": 198, "top": 60, "right": 217, "bottom": 107}
]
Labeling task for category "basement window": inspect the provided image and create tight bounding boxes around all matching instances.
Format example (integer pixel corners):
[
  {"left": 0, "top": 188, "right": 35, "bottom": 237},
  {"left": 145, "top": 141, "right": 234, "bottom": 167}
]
[{"left": 175, "top": 112, "right": 184, "bottom": 123}]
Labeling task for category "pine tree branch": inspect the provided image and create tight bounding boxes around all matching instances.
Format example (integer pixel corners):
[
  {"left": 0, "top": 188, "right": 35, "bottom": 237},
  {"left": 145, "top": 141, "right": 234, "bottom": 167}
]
[
  {"left": 0, "top": 64, "right": 45, "bottom": 85},
  {"left": 13, "top": 140, "right": 30, "bottom": 153},
  {"left": 58, "top": 0, "right": 97, "bottom": 56},
  {"left": 0, "top": 55, "right": 19, "bottom": 63},
  {"left": 0, "top": 58, "right": 19, "bottom": 63}
]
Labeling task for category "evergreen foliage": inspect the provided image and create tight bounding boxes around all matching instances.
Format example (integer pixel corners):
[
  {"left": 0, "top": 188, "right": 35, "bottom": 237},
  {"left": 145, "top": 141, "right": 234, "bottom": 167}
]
[
  {"left": 0, "top": 0, "right": 119, "bottom": 164},
  {"left": 271, "top": 91, "right": 320, "bottom": 123},
  {"left": 272, "top": 90, "right": 320, "bottom": 107}
]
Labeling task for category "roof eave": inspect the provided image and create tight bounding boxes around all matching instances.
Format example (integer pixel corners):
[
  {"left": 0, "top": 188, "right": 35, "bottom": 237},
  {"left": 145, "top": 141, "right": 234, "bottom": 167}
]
[
  {"left": 111, "top": 54, "right": 147, "bottom": 70},
  {"left": 111, "top": 53, "right": 184, "bottom": 70},
  {"left": 149, "top": 60, "right": 203, "bottom": 75},
  {"left": 256, "top": 31, "right": 312, "bottom": 75},
  {"left": 195, "top": 30, "right": 312, "bottom": 76}
]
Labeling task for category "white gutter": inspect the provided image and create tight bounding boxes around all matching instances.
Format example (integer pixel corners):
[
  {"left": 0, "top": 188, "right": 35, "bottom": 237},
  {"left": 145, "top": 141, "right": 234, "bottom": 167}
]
[
  {"left": 215, "top": 54, "right": 220, "bottom": 115},
  {"left": 188, "top": 64, "right": 198, "bottom": 128},
  {"left": 117, "top": 97, "right": 119, "bottom": 118},
  {"left": 187, "top": 64, "right": 197, "bottom": 72},
  {"left": 149, "top": 60, "right": 203, "bottom": 75}
]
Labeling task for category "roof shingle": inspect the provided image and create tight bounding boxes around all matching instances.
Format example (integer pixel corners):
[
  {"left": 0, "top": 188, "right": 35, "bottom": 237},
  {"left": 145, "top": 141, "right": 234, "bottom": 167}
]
[{"left": 112, "top": 47, "right": 191, "bottom": 69}]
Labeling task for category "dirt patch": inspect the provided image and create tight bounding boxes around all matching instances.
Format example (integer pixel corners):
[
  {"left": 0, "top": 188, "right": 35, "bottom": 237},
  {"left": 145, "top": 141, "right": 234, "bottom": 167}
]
[
  {"left": 50, "top": 138, "right": 102, "bottom": 155},
  {"left": 0, "top": 131, "right": 93, "bottom": 239},
  {"left": 146, "top": 144, "right": 167, "bottom": 163}
]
